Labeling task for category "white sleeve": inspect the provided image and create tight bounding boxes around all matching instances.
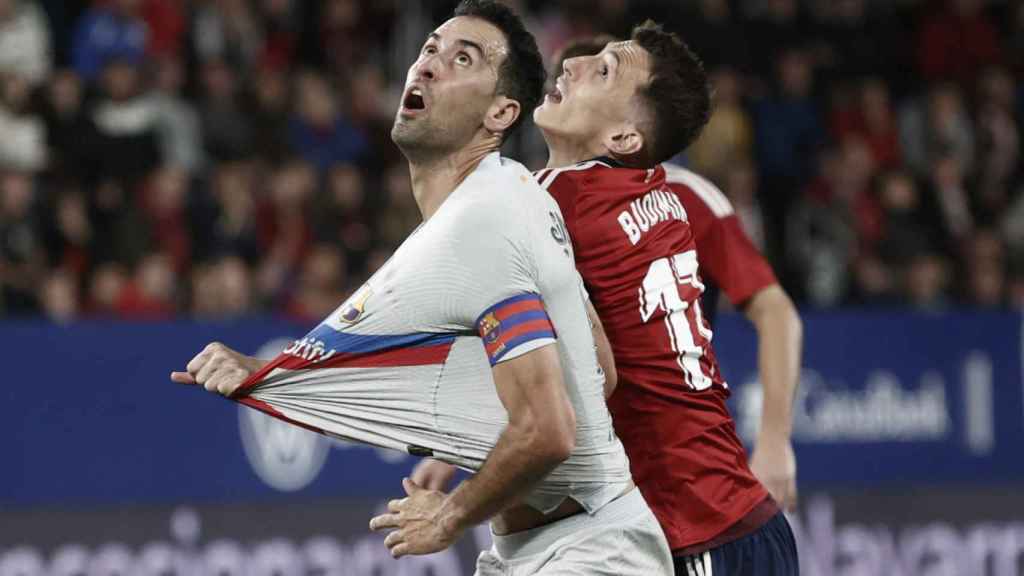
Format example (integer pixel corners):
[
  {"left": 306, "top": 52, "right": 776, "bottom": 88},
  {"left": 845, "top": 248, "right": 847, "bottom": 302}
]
[{"left": 445, "top": 200, "right": 558, "bottom": 366}]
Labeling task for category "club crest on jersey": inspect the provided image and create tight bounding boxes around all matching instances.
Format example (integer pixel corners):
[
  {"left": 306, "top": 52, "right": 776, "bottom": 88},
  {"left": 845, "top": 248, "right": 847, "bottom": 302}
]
[
  {"left": 339, "top": 286, "right": 372, "bottom": 324},
  {"left": 478, "top": 313, "right": 501, "bottom": 344}
]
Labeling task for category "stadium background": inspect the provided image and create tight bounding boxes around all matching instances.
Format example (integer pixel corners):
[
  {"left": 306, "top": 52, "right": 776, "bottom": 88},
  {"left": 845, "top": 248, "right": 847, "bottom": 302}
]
[{"left": 2, "top": 0, "right": 1023, "bottom": 574}]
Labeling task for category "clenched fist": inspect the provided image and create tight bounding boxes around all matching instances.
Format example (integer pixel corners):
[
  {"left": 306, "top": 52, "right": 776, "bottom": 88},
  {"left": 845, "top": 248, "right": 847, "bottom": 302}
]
[{"left": 170, "top": 342, "right": 266, "bottom": 396}]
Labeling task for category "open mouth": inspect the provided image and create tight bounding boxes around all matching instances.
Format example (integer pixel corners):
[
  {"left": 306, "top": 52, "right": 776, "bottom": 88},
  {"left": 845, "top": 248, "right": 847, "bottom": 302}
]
[{"left": 402, "top": 87, "right": 426, "bottom": 111}]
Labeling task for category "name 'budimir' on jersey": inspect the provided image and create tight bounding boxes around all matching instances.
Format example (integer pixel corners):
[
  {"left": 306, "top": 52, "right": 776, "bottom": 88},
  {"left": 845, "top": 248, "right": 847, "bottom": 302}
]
[{"left": 616, "top": 187, "right": 689, "bottom": 245}]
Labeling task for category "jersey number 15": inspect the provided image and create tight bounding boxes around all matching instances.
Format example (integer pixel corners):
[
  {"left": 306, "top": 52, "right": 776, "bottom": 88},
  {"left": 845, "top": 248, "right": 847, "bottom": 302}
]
[{"left": 638, "top": 250, "right": 713, "bottom": 391}]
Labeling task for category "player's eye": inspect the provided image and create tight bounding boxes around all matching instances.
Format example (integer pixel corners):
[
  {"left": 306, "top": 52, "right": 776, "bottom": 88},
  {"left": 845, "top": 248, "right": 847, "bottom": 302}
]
[
  {"left": 456, "top": 52, "right": 472, "bottom": 66},
  {"left": 422, "top": 45, "right": 438, "bottom": 56}
]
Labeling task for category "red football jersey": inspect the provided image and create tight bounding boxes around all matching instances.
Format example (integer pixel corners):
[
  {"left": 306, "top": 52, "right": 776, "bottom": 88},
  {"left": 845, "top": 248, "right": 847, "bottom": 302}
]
[
  {"left": 662, "top": 163, "right": 778, "bottom": 307},
  {"left": 536, "top": 159, "right": 769, "bottom": 552}
]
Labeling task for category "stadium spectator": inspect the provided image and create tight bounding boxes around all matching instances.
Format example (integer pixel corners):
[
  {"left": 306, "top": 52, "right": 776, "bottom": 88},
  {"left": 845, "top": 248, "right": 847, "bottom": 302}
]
[
  {"left": 0, "top": 67, "right": 47, "bottom": 171},
  {"left": 812, "top": 0, "right": 902, "bottom": 88},
  {"left": 255, "top": 159, "right": 315, "bottom": 305},
  {"left": 115, "top": 251, "right": 177, "bottom": 318},
  {"left": 40, "top": 268, "right": 79, "bottom": 322},
  {"left": 288, "top": 71, "right": 367, "bottom": 173},
  {"left": 314, "top": 162, "right": 372, "bottom": 271},
  {"left": 830, "top": 78, "right": 902, "bottom": 170},
  {"left": 86, "top": 261, "right": 128, "bottom": 316},
  {"left": 249, "top": 63, "right": 291, "bottom": 164},
  {"left": 71, "top": 0, "right": 146, "bottom": 81},
  {"left": 899, "top": 83, "right": 975, "bottom": 177},
  {"left": 916, "top": 0, "right": 1002, "bottom": 87},
  {"left": 284, "top": 243, "right": 348, "bottom": 323},
  {"left": 0, "top": 0, "right": 1016, "bottom": 318},
  {"left": 375, "top": 162, "right": 421, "bottom": 248},
  {"left": 688, "top": 67, "right": 753, "bottom": 182},
  {"left": 192, "top": 0, "right": 263, "bottom": 75},
  {"left": 84, "top": 58, "right": 161, "bottom": 182},
  {"left": 141, "top": 0, "right": 185, "bottom": 58},
  {"left": 975, "top": 66, "right": 1020, "bottom": 213},
  {"left": 43, "top": 187, "right": 93, "bottom": 278},
  {"left": 926, "top": 152, "right": 974, "bottom": 250},
  {"left": 0, "top": 0, "right": 52, "bottom": 87},
  {"left": 674, "top": 0, "right": 752, "bottom": 73},
  {"left": 966, "top": 229, "right": 1007, "bottom": 307},
  {"left": 905, "top": 252, "right": 952, "bottom": 310},
  {"left": 0, "top": 171, "right": 44, "bottom": 314},
  {"left": 747, "top": 0, "right": 810, "bottom": 83},
  {"left": 150, "top": 55, "right": 204, "bottom": 175},
  {"left": 197, "top": 58, "right": 254, "bottom": 162},
  {"left": 42, "top": 70, "right": 88, "bottom": 177},
  {"left": 140, "top": 165, "right": 191, "bottom": 273},
  {"left": 199, "top": 161, "right": 261, "bottom": 265},
  {"left": 787, "top": 147, "right": 857, "bottom": 306},
  {"left": 754, "top": 48, "right": 824, "bottom": 259}
]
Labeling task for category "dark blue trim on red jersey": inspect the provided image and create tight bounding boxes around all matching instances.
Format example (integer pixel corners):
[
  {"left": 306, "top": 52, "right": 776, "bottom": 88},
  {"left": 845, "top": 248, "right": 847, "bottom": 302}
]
[{"left": 588, "top": 156, "right": 620, "bottom": 168}]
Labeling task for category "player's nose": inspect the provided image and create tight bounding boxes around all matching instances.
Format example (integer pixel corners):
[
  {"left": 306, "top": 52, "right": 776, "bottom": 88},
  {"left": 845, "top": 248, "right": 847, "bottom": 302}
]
[
  {"left": 562, "top": 56, "right": 582, "bottom": 80},
  {"left": 412, "top": 56, "right": 439, "bottom": 83}
]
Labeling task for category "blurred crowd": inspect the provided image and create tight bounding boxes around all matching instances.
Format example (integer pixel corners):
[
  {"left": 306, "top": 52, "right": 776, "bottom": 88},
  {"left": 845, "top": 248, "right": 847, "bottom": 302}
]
[{"left": 0, "top": 0, "right": 1022, "bottom": 322}]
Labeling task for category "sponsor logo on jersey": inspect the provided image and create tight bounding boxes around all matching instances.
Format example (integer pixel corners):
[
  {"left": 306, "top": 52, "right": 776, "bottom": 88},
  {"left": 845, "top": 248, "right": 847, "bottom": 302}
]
[
  {"left": 339, "top": 286, "right": 372, "bottom": 324},
  {"left": 549, "top": 211, "right": 573, "bottom": 259},
  {"left": 478, "top": 313, "right": 501, "bottom": 344},
  {"left": 617, "top": 187, "right": 688, "bottom": 245}
]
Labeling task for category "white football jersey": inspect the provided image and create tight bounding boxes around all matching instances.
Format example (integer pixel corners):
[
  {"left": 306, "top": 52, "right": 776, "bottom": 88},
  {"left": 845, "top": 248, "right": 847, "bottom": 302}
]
[{"left": 238, "top": 153, "right": 631, "bottom": 514}]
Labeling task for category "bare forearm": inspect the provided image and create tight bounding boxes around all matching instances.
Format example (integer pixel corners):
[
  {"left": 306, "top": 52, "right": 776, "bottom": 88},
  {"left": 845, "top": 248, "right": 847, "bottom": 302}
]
[
  {"left": 746, "top": 285, "right": 802, "bottom": 440},
  {"left": 437, "top": 425, "right": 564, "bottom": 533}
]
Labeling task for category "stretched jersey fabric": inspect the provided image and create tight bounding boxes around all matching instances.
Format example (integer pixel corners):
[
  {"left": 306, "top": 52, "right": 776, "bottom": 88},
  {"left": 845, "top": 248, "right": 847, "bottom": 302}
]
[
  {"left": 661, "top": 164, "right": 778, "bottom": 322},
  {"left": 536, "top": 158, "right": 769, "bottom": 551},
  {"left": 237, "top": 153, "right": 632, "bottom": 515}
]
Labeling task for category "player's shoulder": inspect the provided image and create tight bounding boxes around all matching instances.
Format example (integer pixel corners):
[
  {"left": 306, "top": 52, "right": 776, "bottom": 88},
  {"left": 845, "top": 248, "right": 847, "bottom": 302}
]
[
  {"left": 661, "top": 163, "right": 734, "bottom": 218},
  {"left": 532, "top": 158, "right": 625, "bottom": 193},
  {"left": 455, "top": 154, "right": 542, "bottom": 209},
  {"left": 447, "top": 154, "right": 551, "bottom": 235}
]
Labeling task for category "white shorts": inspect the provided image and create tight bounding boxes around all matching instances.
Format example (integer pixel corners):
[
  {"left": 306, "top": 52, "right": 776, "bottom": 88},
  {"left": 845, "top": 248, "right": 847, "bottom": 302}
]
[{"left": 474, "top": 488, "right": 673, "bottom": 575}]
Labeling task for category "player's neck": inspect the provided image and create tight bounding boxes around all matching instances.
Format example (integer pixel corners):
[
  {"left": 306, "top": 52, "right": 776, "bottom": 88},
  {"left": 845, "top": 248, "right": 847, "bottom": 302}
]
[
  {"left": 407, "top": 138, "right": 500, "bottom": 220},
  {"left": 543, "top": 135, "right": 603, "bottom": 169}
]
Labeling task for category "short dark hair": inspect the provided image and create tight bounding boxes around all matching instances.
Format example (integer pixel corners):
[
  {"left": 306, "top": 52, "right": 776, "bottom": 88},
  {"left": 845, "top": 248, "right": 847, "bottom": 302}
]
[
  {"left": 630, "top": 20, "right": 711, "bottom": 166},
  {"left": 453, "top": 0, "right": 545, "bottom": 139}
]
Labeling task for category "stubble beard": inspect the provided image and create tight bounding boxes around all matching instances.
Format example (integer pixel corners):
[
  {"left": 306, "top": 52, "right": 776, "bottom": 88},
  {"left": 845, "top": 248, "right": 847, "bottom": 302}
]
[{"left": 393, "top": 114, "right": 446, "bottom": 163}]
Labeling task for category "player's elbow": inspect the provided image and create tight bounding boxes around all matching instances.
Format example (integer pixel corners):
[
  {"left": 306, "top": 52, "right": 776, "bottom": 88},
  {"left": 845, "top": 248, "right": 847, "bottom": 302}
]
[
  {"left": 772, "top": 287, "right": 803, "bottom": 343},
  {"left": 746, "top": 285, "right": 800, "bottom": 335},
  {"left": 532, "top": 401, "right": 576, "bottom": 463}
]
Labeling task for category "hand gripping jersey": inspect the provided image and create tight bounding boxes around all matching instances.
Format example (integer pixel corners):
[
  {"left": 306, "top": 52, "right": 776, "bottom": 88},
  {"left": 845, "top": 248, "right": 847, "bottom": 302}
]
[
  {"left": 235, "top": 153, "right": 632, "bottom": 515},
  {"left": 661, "top": 164, "right": 778, "bottom": 321},
  {"left": 536, "top": 159, "right": 770, "bottom": 551}
]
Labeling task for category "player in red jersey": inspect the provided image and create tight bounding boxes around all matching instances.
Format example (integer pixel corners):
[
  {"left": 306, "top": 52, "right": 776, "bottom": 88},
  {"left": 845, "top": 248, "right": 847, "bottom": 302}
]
[
  {"left": 414, "top": 25, "right": 801, "bottom": 575},
  {"left": 548, "top": 37, "right": 803, "bottom": 521}
]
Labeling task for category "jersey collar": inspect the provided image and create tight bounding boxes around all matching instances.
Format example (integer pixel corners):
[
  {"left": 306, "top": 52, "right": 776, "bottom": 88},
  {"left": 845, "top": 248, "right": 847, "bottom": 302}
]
[{"left": 586, "top": 156, "right": 621, "bottom": 168}]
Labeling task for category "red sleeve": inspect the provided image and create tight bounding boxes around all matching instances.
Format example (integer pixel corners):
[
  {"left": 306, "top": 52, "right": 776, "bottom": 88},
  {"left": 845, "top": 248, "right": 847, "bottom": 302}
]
[
  {"left": 669, "top": 175, "right": 778, "bottom": 307},
  {"left": 699, "top": 214, "right": 777, "bottom": 306}
]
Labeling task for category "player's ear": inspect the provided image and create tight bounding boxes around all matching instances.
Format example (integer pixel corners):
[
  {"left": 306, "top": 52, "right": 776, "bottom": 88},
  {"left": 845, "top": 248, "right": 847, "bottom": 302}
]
[
  {"left": 484, "top": 96, "right": 520, "bottom": 136},
  {"left": 604, "top": 124, "right": 644, "bottom": 160}
]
